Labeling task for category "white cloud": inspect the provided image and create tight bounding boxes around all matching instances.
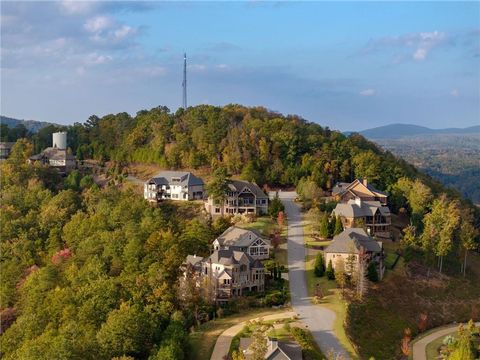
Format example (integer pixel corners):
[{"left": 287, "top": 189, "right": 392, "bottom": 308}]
[
  {"left": 188, "top": 64, "right": 207, "bottom": 72},
  {"left": 216, "top": 64, "right": 229, "bottom": 70},
  {"left": 413, "top": 48, "right": 427, "bottom": 60},
  {"left": 114, "top": 25, "right": 135, "bottom": 39},
  {"left": 363, "top": 30, "right": 447, "bottom": 63},
  {"left": 84, "top": 16, "right": 112, "bottom": 33},
  {"left": 85, "top": 52, "right": 113, "bottom": 65},
  {"left": 360, "top": 89, "right": 375, "bottom": 96},
  {"left": 451, "top": 89, "right": 460, "bottom": 97},
  {"left": 60, "top": 1, "right": 95, "bottom": 15}
]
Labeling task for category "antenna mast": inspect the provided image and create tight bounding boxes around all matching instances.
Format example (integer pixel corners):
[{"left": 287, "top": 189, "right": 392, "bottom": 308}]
[{"left": 182, "top": 53, "right": 187, "bottom": 109}]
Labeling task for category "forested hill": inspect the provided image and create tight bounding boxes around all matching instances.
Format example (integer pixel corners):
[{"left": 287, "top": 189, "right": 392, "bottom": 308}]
[{"left": 65, "top": 105, "right": 421, "bottom": 188}]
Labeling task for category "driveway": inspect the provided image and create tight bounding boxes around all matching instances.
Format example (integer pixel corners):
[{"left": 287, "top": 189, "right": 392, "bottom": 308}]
[
  {"left": 210, "top": 311, "right": 296, "bottom": 360},
  {"left": 277, "top": 191, "right": 351, "bottom": 359},
  {"left": 412, "top": 322, "right": 480, "bottom": 360}
]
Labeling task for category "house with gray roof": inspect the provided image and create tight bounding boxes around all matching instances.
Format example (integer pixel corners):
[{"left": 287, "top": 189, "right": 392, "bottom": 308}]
[
  {"left": 332, "top": 197, "right": 391, "bottom": 238},
  {"left": 324, "top": 228, "right": 384, "bottom": 279},
  {"left": 239, "top": 337, "right": 302, "bottom": 360},
  {"left": 205, "top": 179, "right": 268, "bottom": 216},
  {"left": 144, "top": 171, "right": 204, "bottom": 202},
  {"left": 28, "top": 132, "right": 75, "bottom": 174},
  {"left": 213, "top": 226, "right": 271, "bottom": 260},
  {"left": 0, "top": 142, "right": 15, "bottom": 160},
  {"left": 183, "top": 248, "right": 265, "bottom": 304}
]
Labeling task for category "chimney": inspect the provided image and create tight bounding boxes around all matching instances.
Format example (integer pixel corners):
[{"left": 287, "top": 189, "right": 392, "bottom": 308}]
[
  {"left": 355, "top": 197, "right": 362, "bottom": 207},
  {"left": 362, "top": 178, "right": 368, "bottom": 187},
  {"left": 269, "top": 338, "right": 278, "bottom": 351}
]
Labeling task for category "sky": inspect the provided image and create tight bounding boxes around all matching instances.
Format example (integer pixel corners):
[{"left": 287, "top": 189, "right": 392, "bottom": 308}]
[{"left": 1, "top": 1, "right": 479, "bottom": 131}]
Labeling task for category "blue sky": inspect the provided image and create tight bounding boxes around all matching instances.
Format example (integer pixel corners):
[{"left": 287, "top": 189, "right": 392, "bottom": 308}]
[{"left": 1, "top": 1, "right": 479, "bottom": 131}]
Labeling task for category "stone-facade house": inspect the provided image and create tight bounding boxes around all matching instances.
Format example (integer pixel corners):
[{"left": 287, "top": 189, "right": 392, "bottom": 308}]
[
  {"left": 332, "top": 198, "right": 391, "bottom": 238},
  {"left": 324, "top": 228, "right": 384, "bottom": 279},
  {"left": 205, "top": 179, "right": 268, "bottom": 216},
  {"left": 213, "top": 226, "right": 271, "bottom": 260},
  {"left": 183, "top": 249, "right": 265, "bottom": 304},
  {"left": 144, "top": 171, "right": 204, "bottom": 202}
]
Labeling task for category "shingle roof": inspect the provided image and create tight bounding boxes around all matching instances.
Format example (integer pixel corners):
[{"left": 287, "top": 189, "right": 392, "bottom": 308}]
[
  {"left": 29, "top": 147, "right": 75, "bottom": 161},
  {"left": 325, "top": 228, "right": 382, "bottom": 254},
  {"left": 185, "top": 255, "right": 204, "bottom": 266},
  {"left": 228, "top": 179, "right": 268, "bottom": 199},
  {"left": 333, "top": 199, "right": 390, "bottom": 218},
  {"left": 207, "top": 249, "right": 257, "bottom": 266},
  {"left": 216, "top": 226, "right": 269, "bottom": 248},
  {"left": 332, "top": 179, "right": 388, "bottom": 198},
  {"left": 149, "top": 171, "right": 204, "bottom": 187}
]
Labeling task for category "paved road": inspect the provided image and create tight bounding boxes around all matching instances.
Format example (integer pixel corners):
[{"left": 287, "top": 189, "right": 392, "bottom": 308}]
[
  {"left": 210, "top": 311, "right": 296, "bottom": 360},
  {"left": 412, "top": 322, "right": 480, "bottom": 360},
  {"left": 277, "top": 191, "right": 351, "bottom": 359}
]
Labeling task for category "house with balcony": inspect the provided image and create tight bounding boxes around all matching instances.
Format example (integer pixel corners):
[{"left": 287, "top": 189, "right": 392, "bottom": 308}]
[
  {"left": 324, "top": 228, "right": 384, "bottom": 279},
  {"left": 332, "top": 178, "right": 388, "bottom": 205},
  {"left": 332, "top": 197, "right": 391, "bottom": 238},
  {"left": 213, "top": 226, "right": 271, "bottom": 260},
  {"left": 183, "top": 249, "right": 265, "bottom": 304},
  {"left": 204, "top": 179, "right": 268, "bottom": 216},
  {"left": 144, "top": 171, "right": 204, "bottom": 202}
]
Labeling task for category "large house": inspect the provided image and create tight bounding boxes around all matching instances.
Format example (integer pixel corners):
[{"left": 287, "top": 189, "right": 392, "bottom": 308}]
[
  {"left": 239, "top": 337, "right": 302, "bottom": 360},
  {"left": 28, "top": 132, "right": 75, "bottom": 173},
  {"left": 324, "top": 228, "right": 384, "bottom": 279},
  {"left": 332, "top": 197, "right": 391, "bottom": 238},
  {"left": 144, "top": 171, "right": 204, "bottom": 202},
  {"left": 183, "top": 249, "right": 265, "bottom": 303},
  {"left": 213, "top": 226, "right": 271, "bottom": 260},
  {"left": 204, "top": 179, "right": 268, "bottom": 216},
  {"left": 332, "top": 178, "right": 388, "bottom": 205},
  {"left": 0, "top": 142, "right": 15, "bottom": 160}
]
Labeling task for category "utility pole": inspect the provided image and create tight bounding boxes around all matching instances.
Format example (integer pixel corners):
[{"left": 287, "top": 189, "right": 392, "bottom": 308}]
[{"left": 182, "top": 53, "right": 187, "bottom": 109}]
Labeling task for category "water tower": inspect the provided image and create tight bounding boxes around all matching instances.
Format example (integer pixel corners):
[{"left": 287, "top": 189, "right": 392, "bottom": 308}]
[{"left": 52, "top": 132, "right": 67, "bottom": 149}]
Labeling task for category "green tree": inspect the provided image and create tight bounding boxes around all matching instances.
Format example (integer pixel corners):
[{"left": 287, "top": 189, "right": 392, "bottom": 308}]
[
  {"left": 333, "top": 215, "right": 343, "bottom": 236},
  {"left": 352, "top": 151, "right": 381, "bottom": 182},
  {"left": 319, "top": 213, "right": 330, "bottom": 239},
  {"left": 314, "top": 253, "right": 325, "bottom": 277},
  {"left": 326, "top": 259, "right": 335, "bottom": 280},
  {"left": 206, "top": 167, "right": 229, "bottom": 214},
  {"left": 268, "top": 195, "right": 284, "bottom": 219},
  {"left": 420, "top": 195, "right": 461, "bottom": 273},
  {"left": 459, "top": 209, "right": 479, "bottom": 277},
  {"left": 96, "top": 303, "right": 153, "bottom": 358},
  {"left": 334, "top": 257, "right": 347, "bottom": 295}
]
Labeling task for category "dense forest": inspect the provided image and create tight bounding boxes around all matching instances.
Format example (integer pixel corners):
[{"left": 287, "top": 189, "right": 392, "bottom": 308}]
[{"left": 1, "top": 105, "right": 479, "bottom": 359}]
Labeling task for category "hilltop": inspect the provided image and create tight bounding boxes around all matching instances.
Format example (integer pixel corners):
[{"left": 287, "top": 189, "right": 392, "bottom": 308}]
[
  {"left": 0, "top": 115, "right": 61, "bottom": 133},
  {"left": 354, "top": 123, "right": 480, "bottom": 139}
]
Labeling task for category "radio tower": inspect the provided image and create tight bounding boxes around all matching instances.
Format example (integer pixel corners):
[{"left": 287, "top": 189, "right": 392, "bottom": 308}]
[{"left": 182, "top": 53, "right": 187, "bottom": 109}]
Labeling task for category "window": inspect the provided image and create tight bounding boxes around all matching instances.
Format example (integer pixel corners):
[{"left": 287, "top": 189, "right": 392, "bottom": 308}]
[
  {"left": 172, "top": 194, "right": 178, "bottom": 199},
  {"left": 215, "top": 208, "right": 220, "bottom": 213}
]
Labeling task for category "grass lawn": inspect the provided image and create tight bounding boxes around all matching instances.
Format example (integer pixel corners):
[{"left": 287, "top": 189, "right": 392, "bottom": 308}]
[
  {"left": 425, "top": 331, "right": 456, "bottom": 360},
  {"left": 305, "top": 253, "right": 358, "bottom": 359},
  {"left": 188, "top": 308, "right": 286, "bottom": 360}
]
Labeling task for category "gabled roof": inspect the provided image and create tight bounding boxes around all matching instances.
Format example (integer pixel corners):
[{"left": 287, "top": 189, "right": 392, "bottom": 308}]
[
  {"left": 215, "top": 226, "right": 270, "bottom": 248},
  {"left": 185, "top": 255, "right": 204, "bottom": 267},
  {"left": 333, "top": 179, "right": 388, "bottom": 198},
  {"left": 325, "top": 228, "right": 382, "bottom": 254},
  {"left": 207, "top": 249, "right": 257, "bottom": 267},
  {"left": 148, "top": 171, "right": 204, "bottom": 187},
  {"left": 333, "top": 199, "right": 390, "bottom": 218},
  {"left": 227, "top": 179, "right": 268, "bottom": 199},
  {"left": 29, "top": 147, "right": 75, "bottom": 161}
]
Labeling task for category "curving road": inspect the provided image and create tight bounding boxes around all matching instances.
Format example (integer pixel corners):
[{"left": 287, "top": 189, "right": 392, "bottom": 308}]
[
  {"left": 412, "top": 322, "right": 480, "bottom": 360},
  {"left": 277, "top": 191, "right": 351, "bottom": 359}
]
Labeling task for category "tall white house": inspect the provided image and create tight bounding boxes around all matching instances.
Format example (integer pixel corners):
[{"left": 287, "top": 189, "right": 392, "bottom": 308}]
[{"left": 144, "top": 171, "right": 204, "bottom": 202}]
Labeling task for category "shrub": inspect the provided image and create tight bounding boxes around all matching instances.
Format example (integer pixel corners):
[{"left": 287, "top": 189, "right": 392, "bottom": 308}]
[
  {"left": 367, "top": 262, "right": 379, "bottom": 283},
  {"left": 326, "top": 259, "right": 335, "bottom": 280},
  {"left": 314, "top": 253, "right": 325, "bottom": 277},
  {"left": 263, "top": 290, "right": 287, "bottom": 306}
]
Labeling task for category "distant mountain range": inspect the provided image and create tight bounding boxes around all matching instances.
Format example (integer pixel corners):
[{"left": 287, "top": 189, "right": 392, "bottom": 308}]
[
  {"left": 1, "top": 115, "right": 61, "bottom": 133},
  {"left": 347, "top": 123, "right": 480, "bottom": 139}
]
